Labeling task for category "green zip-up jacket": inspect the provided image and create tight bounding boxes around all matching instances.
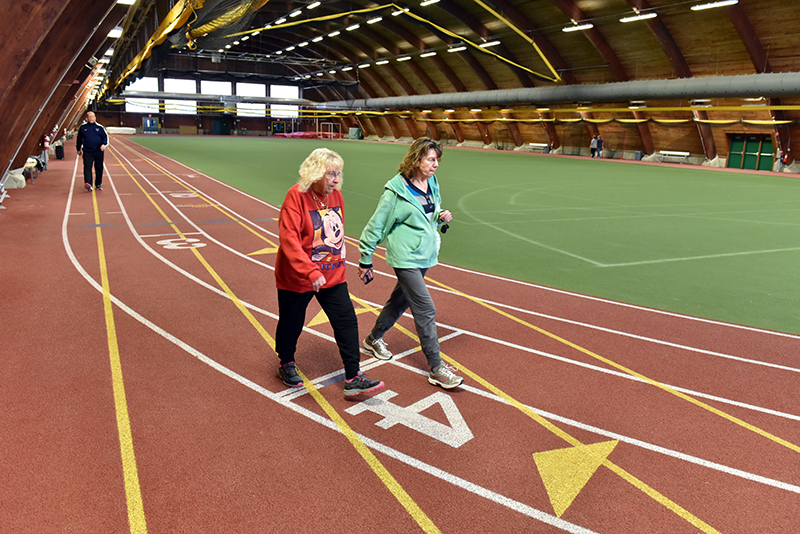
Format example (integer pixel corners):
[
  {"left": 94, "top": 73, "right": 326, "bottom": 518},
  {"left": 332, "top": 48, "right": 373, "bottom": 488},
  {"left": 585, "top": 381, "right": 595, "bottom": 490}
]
[{"left": 359, "top": 173, "right": 445, "bottom": 269}]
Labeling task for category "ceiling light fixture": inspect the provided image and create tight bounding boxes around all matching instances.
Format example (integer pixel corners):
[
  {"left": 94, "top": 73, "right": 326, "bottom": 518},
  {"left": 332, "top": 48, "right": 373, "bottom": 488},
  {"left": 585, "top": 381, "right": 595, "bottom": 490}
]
[
  {"left": 286, "top": 46, "right": 296, "bottom": 51},
  {"left": 448, "top": 46, "right": 467, "bottom": 53},
  {"left": 620, "top": 12, "right": 657, "bottom": 22},
  {"left": 107, "top": 26, "right": 123, "bottom": 38},
  {"left": 252, "top": 31, "right": 260, "bottom": 36},
  {"left": 691, "top": 0, "right": 738, "bottom": 10},
  {"left": 328, "top": 30, "right": 341, "bottom": 37},
  {"left": 479, "top": 40, "right": 501, "bottom": 48},
  {"left": 420, "top": 0, "right": 440, "bottom": 5},
  {"left": 367, "top": 16, "right": 383, "bottom": 24},
  {"left": 470, "top": 108, "right": 481, "bottom": 112},
  {"left": 562, "top": 23, "right": 593, "bottom": 32},
  {"left": 396, "top": 56, "right": 411, "bottom": 62},
  {"left": 375, "top": 60, "right": 389, "bottom": 65},
  {"left": 341, "top": 66, "right": 353, "bottom": 71},
  {"left": 289, "top": 10, "right": 302, "bottom": 17},
  {"left": 358, "top": 63, "right": 370, "bottom": 68},
  {"left": 274, "top": 17, "right": 287, "bottom": 25},
  {"left": 392, "top": 8, "right": 410, "bottom": 16},
  {"left": 420, "top": 51, "right": 437, "bottom": 57},
  {"left": 308, "top": 1, "right": 321, "bottom": 8},
  {"left": 312, "top": 36, "right": 324, "bottom": 42},
  {"left": 298, "top": 42, "right": 309, "bottom": 47},
  {"left": 346, "top": 24, "right": 360, "bottom": 31}
]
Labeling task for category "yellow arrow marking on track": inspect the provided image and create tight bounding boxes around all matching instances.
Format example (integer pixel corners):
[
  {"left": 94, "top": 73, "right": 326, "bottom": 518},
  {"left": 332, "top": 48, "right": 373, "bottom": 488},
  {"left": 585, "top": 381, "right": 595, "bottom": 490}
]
[
  {"left": 247, "top": 246, "right": 279, "bottom": 256},
  {"left": 350, "top": 290, "right": 720, "bottom": 532},
  {"left": 533, "top": 440, "right": 619, "bottom": 517}
]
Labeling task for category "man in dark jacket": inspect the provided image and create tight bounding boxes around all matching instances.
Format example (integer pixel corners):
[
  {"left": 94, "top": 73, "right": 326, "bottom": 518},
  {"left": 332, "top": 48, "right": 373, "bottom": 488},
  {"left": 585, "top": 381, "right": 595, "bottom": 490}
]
[{"left": 75, "top": 111, "right": 108, "bottom": 191}]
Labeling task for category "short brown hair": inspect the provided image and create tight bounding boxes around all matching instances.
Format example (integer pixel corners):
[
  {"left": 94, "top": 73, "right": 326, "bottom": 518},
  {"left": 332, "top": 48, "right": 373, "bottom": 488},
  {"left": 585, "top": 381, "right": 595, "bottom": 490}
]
[{"left": 398, "top": 138, "right": 442, "bottom": 178}]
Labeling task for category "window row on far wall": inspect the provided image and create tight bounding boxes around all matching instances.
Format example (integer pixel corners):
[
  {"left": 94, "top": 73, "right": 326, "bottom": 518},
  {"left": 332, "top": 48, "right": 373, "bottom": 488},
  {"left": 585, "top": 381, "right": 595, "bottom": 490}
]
[{"left": 123, "top": 77, "right": 299, "bottom": 118}]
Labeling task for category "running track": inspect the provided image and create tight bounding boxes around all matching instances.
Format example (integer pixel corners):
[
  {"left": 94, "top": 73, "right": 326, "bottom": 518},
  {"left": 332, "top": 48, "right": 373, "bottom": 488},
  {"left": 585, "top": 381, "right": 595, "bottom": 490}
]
[{"left": 2, "top": 137, "right": 800, "bottom": 533}]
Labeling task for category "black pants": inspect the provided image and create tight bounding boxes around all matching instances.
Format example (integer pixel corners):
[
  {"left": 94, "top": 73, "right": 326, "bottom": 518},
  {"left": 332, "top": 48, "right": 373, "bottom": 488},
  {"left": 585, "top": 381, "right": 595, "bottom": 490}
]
[
  {"left": 83, "top": 150, "right": 104, "bottom": 186},
  {"left": 275, "top": 282, "right": 360, "bottom": 379}
]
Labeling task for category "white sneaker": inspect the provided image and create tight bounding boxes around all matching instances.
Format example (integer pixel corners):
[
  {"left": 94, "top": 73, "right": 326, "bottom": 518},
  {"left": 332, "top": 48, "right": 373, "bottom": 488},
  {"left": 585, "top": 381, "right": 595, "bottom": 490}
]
[
  {"left": 429, "top": 363, "right": 463, "bottom": 389},
  {"left": 362, "top": 334, "right": 393, "bottom": 360}
]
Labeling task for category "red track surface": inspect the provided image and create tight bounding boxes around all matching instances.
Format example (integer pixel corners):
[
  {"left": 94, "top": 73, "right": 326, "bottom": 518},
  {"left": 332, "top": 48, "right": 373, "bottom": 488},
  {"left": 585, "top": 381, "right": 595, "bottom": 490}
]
[{"left": 3, "top": 137, "right": 800, "bottom": 533}]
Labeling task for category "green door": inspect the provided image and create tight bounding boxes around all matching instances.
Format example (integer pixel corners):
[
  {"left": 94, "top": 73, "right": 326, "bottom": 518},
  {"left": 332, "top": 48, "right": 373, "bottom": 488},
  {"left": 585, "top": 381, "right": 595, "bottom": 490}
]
[
  {"left": 757, "top": 137, "right": 775, "bottom": 171},
  {"left": 727, "top": 135, "right": 744, "bottom": 169},
  {"left": 728, "top": 134, "right": 774, "bottom": 170},
  {"left": 742, "top": 136, "right": 761, "bottom": 170},
  {"left": 211, "top": 120, "right": 230, "bottom": 135}
]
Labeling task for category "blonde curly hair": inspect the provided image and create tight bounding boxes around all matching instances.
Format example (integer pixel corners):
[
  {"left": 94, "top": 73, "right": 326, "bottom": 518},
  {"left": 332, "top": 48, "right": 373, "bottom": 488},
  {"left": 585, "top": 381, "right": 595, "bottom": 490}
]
[{"left": 297, "top": 148, "right": 344, "bottom": 192}]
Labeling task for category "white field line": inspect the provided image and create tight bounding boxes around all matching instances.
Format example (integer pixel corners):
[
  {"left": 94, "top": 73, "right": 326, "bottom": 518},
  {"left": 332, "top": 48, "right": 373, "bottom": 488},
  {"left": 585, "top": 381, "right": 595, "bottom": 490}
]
[{"left": 457, "top": 185, "right": 800, "bottom": 267}]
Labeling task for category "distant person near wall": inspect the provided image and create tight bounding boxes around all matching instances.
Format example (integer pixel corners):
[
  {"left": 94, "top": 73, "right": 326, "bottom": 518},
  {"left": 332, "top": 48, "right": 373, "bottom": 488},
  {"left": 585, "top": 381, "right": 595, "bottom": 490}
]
[{"left": 75, "top": 111, "right": 108, "bottom": 192}]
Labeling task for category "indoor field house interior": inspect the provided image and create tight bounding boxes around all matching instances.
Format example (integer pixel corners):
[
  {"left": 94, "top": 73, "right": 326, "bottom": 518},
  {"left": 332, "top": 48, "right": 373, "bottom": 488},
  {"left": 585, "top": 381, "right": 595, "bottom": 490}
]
[{"left": 4, "top": 1, "right": 800, "bottom": 532}]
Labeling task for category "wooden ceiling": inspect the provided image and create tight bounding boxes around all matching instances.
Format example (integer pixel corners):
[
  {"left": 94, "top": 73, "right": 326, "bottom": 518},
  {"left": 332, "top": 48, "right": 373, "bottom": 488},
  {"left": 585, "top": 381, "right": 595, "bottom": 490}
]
[
  {"left": 5, "top": 0, "right": 800, "bottom": 174},
  {"left": 105, "top": 0, "right": 800, "bottom": 102}
]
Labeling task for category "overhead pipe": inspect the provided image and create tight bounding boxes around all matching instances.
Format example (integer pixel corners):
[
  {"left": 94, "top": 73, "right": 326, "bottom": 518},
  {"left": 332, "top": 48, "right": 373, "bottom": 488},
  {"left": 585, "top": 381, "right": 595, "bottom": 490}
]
[{"left": 315, "top": 72, "right": 800, "bottom": 109}]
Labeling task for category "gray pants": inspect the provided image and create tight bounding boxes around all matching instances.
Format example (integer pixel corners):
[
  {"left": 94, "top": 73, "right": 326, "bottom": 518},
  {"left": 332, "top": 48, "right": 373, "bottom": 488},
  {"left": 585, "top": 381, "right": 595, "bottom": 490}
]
[{"left": 371, "top": 267, "right": 442, "bottom": 369}]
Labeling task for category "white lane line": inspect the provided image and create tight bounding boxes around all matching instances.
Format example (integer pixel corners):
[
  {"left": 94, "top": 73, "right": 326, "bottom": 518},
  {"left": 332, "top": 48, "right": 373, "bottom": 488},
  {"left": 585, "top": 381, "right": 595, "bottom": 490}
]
[
  {"left": 427, "top": 286, "right": 800, "bottom": 375},
  {"left": 100, "top": 142, "right": 800, "bottom": 497},
  {"left": 63, "top": 162, "right": 595, "bottom": 534},
  {"left": 437, "top": 262, "right": 800, "bottom": 340}
]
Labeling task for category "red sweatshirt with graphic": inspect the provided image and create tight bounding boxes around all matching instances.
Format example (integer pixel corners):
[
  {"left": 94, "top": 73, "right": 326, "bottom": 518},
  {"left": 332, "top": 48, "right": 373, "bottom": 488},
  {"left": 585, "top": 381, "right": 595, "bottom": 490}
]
[{"left": 275, "top": 184, "right": 347, "bottom": 292}]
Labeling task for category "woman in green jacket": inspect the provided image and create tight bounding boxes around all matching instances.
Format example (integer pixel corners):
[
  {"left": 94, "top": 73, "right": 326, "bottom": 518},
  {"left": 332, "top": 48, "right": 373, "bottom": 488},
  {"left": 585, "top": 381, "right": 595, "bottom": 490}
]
[{"left": 358, "top": 138, "right": 463, "bottom": 389}]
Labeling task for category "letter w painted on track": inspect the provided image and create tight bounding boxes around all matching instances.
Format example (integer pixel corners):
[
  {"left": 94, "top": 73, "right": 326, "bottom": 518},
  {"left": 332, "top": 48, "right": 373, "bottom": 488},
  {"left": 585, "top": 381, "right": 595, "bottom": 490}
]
[{"left": 346, "top": 390, "right": 474, "bottom": 449}]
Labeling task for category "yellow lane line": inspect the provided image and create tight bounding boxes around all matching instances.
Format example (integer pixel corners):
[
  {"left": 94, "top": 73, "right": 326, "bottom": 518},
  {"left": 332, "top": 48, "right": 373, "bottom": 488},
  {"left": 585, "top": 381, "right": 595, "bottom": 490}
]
[
  {"left": 139, "top": 155, "right": 279, "bottom": 248},
  {"left": 427, "top": 277, "right": 800, "bottom": 455},
  {"left": 351, "top": 282, "right": 720, "bottom": 532},
  {"left": 109, "top": 147, "right": 439, "bottom": 533},
  {"left": 91, "top": 189, "right": 148, "bottom": 533},
  {"left": 297, "top": 368, "right": 441, "bottom": 533}
]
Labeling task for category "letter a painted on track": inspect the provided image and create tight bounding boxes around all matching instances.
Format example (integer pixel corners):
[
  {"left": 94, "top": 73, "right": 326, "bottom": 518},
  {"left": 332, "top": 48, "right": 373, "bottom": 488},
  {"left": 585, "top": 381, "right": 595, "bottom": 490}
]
[
  {"left": 533, "top": 439, "right": 618, "bottom": 517},
  {"left": 345, "top": 390, "right": 474, "bottom": 448}
]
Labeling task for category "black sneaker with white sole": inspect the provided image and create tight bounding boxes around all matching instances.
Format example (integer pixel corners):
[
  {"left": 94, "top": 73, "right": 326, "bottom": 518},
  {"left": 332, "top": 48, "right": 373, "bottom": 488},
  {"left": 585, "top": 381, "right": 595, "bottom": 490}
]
[
  {"left": 344, "top": 372, "right": 385, "bottom": 397},
  {"left": 277, "top": 361, "right": 303, "bottom": 387}
]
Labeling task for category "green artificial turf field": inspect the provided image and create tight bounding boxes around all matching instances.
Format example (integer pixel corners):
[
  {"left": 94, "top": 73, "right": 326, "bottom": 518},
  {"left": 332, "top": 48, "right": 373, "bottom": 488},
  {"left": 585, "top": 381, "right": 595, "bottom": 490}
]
[{"left": 129, "top": 135, "right": 800, "bottom": 335}]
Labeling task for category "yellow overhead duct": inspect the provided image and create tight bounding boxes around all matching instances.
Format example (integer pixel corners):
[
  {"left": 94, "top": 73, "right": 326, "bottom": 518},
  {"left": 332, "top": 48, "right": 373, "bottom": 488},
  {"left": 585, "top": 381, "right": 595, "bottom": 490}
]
[{"left": 114, "top": 0, "right": 202, "bottom": 91}]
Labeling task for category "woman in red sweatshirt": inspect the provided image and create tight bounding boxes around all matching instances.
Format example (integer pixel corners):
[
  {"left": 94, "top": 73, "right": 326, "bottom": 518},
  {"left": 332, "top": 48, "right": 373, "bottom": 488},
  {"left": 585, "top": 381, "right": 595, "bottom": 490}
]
[{"left": 274, "top": 148, "right": 384, "bottom": 398}]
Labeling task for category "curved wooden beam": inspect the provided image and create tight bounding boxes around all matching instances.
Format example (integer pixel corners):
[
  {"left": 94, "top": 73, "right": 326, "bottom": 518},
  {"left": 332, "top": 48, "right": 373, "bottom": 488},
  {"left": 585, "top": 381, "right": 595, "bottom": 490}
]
[
  {"left": 727, "top": 3, "right": 791, "bottom": 161},
  {"left": 627, "top": 0, "right": 715, "bottom": 158}
]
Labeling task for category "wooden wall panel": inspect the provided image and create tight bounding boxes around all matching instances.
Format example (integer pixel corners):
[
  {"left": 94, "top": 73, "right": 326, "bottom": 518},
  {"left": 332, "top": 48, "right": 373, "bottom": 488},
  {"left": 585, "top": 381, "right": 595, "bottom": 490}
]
[{"left": 1, "top": 0, "right": 120, "bottom": 174}]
